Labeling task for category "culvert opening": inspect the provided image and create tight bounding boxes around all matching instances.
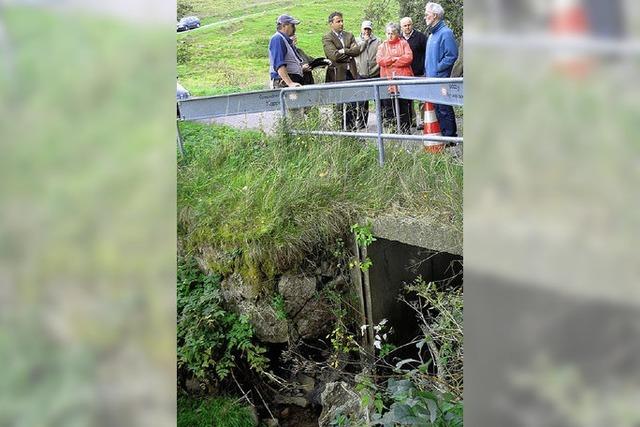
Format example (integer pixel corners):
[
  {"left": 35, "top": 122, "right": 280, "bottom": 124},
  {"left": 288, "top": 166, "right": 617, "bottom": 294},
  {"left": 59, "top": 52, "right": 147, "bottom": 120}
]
[{"left": 359, "top": 237, "right": 463, "bottom": 352}]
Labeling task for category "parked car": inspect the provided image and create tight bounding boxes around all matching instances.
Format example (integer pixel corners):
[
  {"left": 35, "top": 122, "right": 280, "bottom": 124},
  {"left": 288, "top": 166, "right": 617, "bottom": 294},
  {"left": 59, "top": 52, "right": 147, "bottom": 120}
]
[{"left": 177, "top": 16, "right": 200, "bottom": 32}]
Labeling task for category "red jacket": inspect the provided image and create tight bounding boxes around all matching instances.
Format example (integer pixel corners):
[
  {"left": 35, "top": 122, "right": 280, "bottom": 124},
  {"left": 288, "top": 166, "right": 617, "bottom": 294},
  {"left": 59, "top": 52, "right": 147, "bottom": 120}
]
[{"left": 376, "top": 37, "right": 414, "bottom": 79}]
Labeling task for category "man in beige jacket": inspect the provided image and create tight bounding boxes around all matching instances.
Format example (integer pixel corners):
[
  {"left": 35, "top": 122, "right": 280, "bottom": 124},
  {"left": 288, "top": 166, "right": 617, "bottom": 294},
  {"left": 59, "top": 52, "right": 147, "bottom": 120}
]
[{"left": 354, "top": 20, "right": 380, "bottom": 130}]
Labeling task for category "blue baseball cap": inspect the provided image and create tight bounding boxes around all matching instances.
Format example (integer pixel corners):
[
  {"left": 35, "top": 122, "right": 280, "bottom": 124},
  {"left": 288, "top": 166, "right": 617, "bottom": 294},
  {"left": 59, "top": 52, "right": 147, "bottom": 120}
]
[{"left": 277, "top": 14, "right": 300, "bottom": 25}]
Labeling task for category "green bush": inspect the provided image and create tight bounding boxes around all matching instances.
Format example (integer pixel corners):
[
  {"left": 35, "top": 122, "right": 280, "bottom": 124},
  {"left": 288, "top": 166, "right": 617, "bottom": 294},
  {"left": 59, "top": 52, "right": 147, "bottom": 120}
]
[
  {"left": 177, "top": 1, "right": 194, "bottom": 20},
  {"left": 177, "top": 257, "right": 268, "bottom": 382},
  {"left": 177, "top": 38, "right": 193, "bottom": 65},
  {"left": 406, "top": 277, "right": 463, "bottom": 396},
  {"left": 398, "top": 0, "right": 463, "bottom": 41},
  {"left": 178, "top": 395, "right": 257, "bottom": 427},
  {"left": 373, "top": 379, "right": 463, "bottom": 426}
]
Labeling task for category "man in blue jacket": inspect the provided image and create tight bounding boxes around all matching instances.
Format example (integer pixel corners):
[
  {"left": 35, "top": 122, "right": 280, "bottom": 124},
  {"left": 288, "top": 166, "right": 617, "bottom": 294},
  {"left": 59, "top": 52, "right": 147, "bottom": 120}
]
[{"left": 424, "top": 2, "right": 458, "bottom": 137}]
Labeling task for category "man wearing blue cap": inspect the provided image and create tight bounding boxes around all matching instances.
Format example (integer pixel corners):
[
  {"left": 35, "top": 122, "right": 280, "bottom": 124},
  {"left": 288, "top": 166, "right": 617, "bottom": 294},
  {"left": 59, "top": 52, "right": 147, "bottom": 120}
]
[{"left": 268, "top": 14, "right": 310, "bottom": 89}]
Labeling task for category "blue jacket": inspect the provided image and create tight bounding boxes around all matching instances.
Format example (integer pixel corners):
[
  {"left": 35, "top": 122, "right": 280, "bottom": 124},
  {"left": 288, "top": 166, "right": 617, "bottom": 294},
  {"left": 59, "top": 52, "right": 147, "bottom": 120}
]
[
  {"left": 424, "top": 20, "right": 458, "bottom": 78},
  {"left": 268, "top": 31, "right": 303, "bottom": 79}
]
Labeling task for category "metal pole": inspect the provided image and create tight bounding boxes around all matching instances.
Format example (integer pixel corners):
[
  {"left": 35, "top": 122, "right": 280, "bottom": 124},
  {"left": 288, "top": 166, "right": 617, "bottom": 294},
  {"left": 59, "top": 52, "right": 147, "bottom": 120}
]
[
  {"left": 279, "top": 89, "right": 288, "bottom": 136},
  {"left": 393, "top": 94, "right": 402, "bottom": 134},
  {"left": 290, "top": 129, "right": 463, "bottom": 144},
  {"left": 176, "top": 120, "right": 185, "bottom": 156},
  {"left": 279, "top": 89, "right": 287, "bottom": 118},
  {"left": 374, "top": 85, "right": 385, "bottom": 166}
]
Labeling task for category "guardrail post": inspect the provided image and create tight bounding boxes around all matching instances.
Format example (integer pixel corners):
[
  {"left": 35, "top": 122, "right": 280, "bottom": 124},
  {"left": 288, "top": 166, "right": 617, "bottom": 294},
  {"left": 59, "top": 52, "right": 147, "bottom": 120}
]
[
  {"left": 176, "top": 120, "right": 185, "bottom": 156},
  {"left": 279, "top": 89, "right": 288, "bottom": 137},
  {"left": 393, "top": 94, "right": 402, "bottom": 135},
  {"left": 374, "top": 85, "right": 385, "bottom": 166}
]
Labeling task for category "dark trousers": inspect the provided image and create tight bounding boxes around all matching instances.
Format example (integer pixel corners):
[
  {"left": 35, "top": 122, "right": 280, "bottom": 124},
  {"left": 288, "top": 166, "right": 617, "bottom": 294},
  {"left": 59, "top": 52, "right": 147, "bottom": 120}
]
[
  {"left": 381, "top": 98, "right": 412, "bottom": 134},
  {"left": 271, "top": 73, "right": 304, "bottom": 89},
  {"left": 336, "top": 70, "right": 357, "bottom": 131},
  {"left": 435, "top": 104, "right": 457, "bottom": 137},
  {"left": 355, "top": 100, "right": 369, "bottom": 129},
  {"left": 355, "top": 74, "right": 377, "bottom": 129}
]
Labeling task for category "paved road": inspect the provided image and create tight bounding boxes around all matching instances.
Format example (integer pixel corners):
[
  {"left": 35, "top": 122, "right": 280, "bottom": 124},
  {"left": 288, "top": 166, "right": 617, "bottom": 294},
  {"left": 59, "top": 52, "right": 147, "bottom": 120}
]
[
  {"left": 209, "top": 109, "right": 462, "bottom": 159},
  {"left": 210, "top": 111, "right": 280, "bottom": 134}
]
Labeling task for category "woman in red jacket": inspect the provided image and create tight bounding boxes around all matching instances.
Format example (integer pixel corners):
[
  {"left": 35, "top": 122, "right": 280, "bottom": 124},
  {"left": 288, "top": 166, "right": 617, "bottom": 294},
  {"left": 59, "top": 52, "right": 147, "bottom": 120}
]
[{"left": 376, "top": 22, "right": 414, "bottom": 133}]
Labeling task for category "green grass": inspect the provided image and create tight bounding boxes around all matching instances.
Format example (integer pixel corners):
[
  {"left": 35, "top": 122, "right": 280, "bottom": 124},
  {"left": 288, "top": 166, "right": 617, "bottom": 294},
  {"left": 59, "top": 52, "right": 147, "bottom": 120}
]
[
  {"left": 177, "top": 120, "right": 462, "bottom": 283},
  {"left": 178, "top": 395, "right": 256, "bottom": 427},
  {"left": 177, "top": 0, "right": 398, "bottom": 96}
]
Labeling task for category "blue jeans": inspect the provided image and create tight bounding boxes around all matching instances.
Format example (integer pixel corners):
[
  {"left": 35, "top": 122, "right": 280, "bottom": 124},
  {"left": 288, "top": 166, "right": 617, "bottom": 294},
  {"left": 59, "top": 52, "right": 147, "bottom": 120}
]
[{"left": 435, "top": 104, "right": 457, "bottom": 137}]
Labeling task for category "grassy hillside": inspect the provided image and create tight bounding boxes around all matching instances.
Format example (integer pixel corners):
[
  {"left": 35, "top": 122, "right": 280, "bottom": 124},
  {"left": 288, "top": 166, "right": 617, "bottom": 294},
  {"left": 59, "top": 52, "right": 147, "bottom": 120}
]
[{"left": 177, "top": 0, "right": 398, "bottom": 96}]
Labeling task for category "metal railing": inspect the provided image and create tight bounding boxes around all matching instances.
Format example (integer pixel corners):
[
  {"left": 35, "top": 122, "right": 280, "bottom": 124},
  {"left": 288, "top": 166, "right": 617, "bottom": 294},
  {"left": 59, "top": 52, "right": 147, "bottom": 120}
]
[
  {"left": 278, "top": 77, "right": 463, "bottom": 165},
  {"left": 177, "top": 77, "right": 463, "bottom": 165}
]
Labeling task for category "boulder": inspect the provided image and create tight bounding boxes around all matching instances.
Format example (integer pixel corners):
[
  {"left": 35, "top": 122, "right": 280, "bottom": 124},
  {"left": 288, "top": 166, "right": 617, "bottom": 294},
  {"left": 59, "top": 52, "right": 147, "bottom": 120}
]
[
  {"left": 274, "top": 394, "right": 309, "bottom": 408},
  {"left": 221, "top": 274, "right": 288, "bottom": 343},
  {"left": 220, "top": 273, "right": 260, "bottom": 306},
  {"left": 247, "top": 301, "right": 288, "bottom": 343},
  {"left": 318, "top": 381, "right": 369, "bottom": 427},
  {"left": 219, "top": 272, "right": 337, "bottom": 343},
  {"left": 293, "top": 296, "right": 334, "bottom": 339},
  {"left": 278, "top": 274, "right": 316, "bottom": 316}
]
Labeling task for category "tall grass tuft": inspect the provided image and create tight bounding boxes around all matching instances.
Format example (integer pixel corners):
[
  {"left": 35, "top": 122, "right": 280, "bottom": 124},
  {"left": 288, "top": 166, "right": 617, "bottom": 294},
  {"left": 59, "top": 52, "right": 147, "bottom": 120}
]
[{"left": 177, "top": 395, "right": 256, "bottom": 427}]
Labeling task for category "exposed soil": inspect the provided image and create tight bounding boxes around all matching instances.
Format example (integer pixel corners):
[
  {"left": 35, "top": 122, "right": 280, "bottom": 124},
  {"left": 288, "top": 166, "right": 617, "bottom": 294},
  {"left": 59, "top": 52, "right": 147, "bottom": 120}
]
[{"left": 276, "top": 405, "right": 321, "bottom": 427}]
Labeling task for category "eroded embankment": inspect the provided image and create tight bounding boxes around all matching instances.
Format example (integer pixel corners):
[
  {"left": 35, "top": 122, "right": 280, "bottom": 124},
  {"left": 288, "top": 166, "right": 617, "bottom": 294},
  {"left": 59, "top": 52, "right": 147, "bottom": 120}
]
[{"left": 177, "top": 122, "right": 463, "bottom": 426}]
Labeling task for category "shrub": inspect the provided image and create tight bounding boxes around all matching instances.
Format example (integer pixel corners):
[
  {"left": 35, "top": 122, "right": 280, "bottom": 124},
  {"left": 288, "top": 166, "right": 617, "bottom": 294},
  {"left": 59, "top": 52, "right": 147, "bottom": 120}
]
[
  {"left": 177, "top": 1, "right": 194, "bottom": 20},
  {"left": 373, "top": 379, "right": 463, "bottom": 426},
  {"left": 177, "top": 257, "right": 268, "bottom": 383},
  {"left": 398, "top": 0, "right": 463, "bottom": 41},
  {"left": 177, "top": 38, "right": 193, "bottom": 65},
  {"left": 404, "top": 277, "right": 463, "bottom": 396}
]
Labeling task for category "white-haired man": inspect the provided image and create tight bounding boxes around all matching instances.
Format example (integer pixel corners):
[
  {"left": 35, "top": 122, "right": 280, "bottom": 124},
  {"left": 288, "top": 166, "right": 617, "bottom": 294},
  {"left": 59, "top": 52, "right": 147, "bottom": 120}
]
[{"left": 424, "top": 2, "right": 458, "bottom": 137}]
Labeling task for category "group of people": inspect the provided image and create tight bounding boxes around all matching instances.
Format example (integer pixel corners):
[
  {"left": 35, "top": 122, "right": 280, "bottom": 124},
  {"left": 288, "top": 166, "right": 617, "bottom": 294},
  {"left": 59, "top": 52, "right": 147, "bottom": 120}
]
[{"left": 268, "top": 2, "right": 460, "bottom": 137}]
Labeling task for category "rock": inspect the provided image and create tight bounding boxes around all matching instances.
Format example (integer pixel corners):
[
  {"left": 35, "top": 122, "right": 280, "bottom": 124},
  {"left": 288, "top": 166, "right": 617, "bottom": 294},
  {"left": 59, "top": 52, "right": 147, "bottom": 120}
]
[
  {"left": 296, "top": 373, "right": 315, "bottom": 393},
  {"left": 318, "top": 382, "right": 369, "bottom": 427},
  {"left": 274, "top": 394, "right": 309, "bottom": 408},
  {"left": 247, "top": 405, "right": 259, "bottom": 426},
  {"left": 247, "top": 301, "right": 289, "bottom": 343},
  {"left": 264, "top": 418, "right": 279, "bottom": 427},
  {"left": 293, "top": 296, "right": 334, "bottom": 339},
  {"left": 320, "top": 260, "right": 336, "bottom": 277},
  {"left": 184, "top": 377, "right": 202, "bottom": 395},
  {"left": 280, "top": 407, "right": 290, "bottom": 418},
  {"left": 220, "top": 273, "right": 260, "bottom": 306},
  {"left": 278, "top": 274, "right": 316, "bottom": 316},
  {"left": 220, "top": 274, "right": 288, "bottom": 343}
]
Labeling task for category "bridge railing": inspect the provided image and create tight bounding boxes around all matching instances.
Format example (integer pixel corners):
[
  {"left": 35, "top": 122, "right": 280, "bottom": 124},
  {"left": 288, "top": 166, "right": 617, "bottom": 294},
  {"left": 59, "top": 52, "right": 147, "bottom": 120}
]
[{"left": 177, "top": 76, "right": 463, "bottom": 165}]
